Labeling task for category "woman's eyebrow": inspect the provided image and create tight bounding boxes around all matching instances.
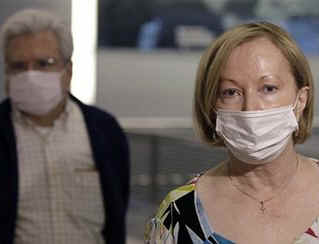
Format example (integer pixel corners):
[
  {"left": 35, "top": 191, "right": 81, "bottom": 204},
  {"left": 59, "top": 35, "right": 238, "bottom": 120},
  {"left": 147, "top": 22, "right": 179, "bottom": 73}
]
[{"left": 219, "top": 77, "right": 241, "bottom": 86}]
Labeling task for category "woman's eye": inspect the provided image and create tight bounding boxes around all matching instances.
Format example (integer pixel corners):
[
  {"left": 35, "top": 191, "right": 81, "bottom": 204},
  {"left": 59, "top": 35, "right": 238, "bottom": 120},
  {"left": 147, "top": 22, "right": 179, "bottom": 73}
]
[
  {"left": 262, "top": 85, "right": 278, "bottom": 94},
  {"left": 220, "top": 88, "right": 241, "bottom": 97}
]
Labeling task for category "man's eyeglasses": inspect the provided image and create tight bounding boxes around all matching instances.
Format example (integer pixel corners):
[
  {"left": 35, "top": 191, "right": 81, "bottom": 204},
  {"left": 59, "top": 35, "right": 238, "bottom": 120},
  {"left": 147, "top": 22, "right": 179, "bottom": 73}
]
[{"left": 7, "top": 57, "right": 62, "bottom": 73}]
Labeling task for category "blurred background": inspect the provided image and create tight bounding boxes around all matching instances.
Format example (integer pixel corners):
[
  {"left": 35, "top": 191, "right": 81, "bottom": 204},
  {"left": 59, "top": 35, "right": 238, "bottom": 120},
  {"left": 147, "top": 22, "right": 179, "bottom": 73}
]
[{"left": 1, "top": 0, "right": 319, "bottom": 243}]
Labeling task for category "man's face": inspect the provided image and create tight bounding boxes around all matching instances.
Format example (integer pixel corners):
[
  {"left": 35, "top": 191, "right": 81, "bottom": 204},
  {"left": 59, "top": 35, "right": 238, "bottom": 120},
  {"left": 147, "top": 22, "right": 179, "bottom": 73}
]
[{"left": 5, "top": 30, "right": 72, "bottom": 96}]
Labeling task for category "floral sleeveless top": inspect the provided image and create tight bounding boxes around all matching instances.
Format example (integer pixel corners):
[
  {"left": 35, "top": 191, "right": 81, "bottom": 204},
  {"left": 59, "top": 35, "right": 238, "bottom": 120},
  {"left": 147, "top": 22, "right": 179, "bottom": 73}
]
[{"left": 145, "top": 174, "right": 319, "bottom": 244}]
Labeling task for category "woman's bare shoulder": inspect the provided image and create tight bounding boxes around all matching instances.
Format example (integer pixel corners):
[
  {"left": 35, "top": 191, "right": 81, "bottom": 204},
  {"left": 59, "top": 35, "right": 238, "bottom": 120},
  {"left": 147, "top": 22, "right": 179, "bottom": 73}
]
[
  {"left": 195, "top": 161, "right": 229, "bottom": 196},
  {"left": 199, "top": 161, "right": 228, "bottom": 181}
]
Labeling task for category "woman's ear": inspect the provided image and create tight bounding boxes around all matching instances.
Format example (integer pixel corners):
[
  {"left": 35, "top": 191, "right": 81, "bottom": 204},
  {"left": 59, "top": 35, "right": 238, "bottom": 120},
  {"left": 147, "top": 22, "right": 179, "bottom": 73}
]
[{"left": 295, "top": 86, "right": 309, "bottom": 119}]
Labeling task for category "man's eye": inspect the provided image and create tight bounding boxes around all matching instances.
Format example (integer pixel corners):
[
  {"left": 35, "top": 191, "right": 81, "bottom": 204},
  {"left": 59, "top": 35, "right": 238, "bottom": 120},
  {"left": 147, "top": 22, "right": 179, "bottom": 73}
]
[
  {"left": 38, "top": 59, "right": 51, "bottom": 68},
  {"left": 37, "top": 58, "right": 57, "bottom": 69},
  {"left": 9, "top": 62, "right": 26, "bottom": 71}
]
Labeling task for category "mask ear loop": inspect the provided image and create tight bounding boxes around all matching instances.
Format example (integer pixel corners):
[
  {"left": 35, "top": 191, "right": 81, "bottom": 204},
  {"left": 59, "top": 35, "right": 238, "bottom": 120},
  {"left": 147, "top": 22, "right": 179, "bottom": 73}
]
[
  {"left": 292, "top": 91, "right": 302, "bottom": 138},
  {"left": 211, "top": 107, "right": 220, "bottom": 143},
  {"left": 292, "top": 93, "right": 300, "bottom": 111}
]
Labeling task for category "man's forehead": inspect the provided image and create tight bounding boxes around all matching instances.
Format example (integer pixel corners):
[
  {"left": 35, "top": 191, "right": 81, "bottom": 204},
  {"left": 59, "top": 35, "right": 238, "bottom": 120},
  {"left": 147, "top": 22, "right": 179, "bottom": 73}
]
[{"left": 6, "top": 30, "right": 62, "bottom": 61}]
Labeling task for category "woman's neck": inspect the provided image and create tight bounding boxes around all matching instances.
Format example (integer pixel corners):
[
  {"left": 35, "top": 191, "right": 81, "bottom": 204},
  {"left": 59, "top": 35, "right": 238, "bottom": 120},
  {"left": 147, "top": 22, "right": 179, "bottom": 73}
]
[{"left": 227, "top": 142, "right": 300, "bottom": 199}]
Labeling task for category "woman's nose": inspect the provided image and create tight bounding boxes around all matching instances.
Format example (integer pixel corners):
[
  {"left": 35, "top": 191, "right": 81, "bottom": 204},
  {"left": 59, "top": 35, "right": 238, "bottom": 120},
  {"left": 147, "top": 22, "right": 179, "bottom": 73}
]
[{"left": 242, "top": 92, "right": 263, "bottom": 111}]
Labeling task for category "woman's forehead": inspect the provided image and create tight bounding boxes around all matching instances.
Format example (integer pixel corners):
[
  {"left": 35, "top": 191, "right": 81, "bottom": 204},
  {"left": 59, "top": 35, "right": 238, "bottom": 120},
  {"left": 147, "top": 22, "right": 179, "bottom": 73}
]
[
  {"left": 220, "top": 37, "right": 293, "bottom": 83},
  {"left": 227, "top": 38, "right": 286, "bottom": 65}
]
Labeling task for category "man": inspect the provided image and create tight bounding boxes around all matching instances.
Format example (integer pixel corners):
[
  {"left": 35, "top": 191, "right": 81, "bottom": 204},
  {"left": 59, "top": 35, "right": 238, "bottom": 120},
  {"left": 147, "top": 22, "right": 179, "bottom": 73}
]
[{"left": 0, "top": 9, "right": 130, "bottom": 244}]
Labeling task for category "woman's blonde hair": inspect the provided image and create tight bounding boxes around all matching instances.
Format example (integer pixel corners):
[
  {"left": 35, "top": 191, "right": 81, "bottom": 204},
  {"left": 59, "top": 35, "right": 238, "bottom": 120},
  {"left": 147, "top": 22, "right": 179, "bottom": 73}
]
[{"left": 193, "top": 21, "right": 314, "bottom": 146}]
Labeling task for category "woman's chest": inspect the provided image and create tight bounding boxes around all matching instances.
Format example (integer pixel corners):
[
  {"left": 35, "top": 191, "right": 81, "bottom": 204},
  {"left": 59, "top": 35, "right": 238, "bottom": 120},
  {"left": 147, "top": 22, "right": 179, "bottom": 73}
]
[{"left": 203, "top": 191, "right": 319, "bottom": 244}]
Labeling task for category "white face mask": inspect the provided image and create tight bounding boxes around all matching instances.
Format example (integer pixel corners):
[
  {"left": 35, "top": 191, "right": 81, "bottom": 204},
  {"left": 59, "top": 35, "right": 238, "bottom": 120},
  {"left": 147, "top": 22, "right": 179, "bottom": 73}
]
[
  {"left": 9, "top": 70, "right": 64, "bottom": 116},
  {"left": 215, "top": 102, "right": 299, "bottom": 164}
]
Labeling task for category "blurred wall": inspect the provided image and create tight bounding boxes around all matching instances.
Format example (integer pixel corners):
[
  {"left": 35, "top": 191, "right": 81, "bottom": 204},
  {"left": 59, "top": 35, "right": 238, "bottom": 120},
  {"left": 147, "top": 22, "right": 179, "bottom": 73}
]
[
  {"left": 96, "top": 49, "right": 319, "bottom": 128},
  {"left": 96, "top": 49, "right": 200, "bottom": 122},
  {"left": 0, "top": 0, "right": 71, "bottom": 100}
]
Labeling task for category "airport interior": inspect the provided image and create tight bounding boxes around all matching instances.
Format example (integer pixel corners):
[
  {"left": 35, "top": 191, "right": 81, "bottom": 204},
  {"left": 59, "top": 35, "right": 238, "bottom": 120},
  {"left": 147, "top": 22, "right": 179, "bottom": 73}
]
[{"left": 1, "top": 0, "right": 319, "bottom": 243}]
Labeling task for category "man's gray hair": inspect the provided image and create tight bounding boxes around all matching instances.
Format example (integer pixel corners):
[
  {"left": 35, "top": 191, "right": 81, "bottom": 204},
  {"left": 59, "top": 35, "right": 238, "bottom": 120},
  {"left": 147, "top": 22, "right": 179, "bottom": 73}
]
[{"left": 1, "top": 8, "right": 73, "bottom": 61}]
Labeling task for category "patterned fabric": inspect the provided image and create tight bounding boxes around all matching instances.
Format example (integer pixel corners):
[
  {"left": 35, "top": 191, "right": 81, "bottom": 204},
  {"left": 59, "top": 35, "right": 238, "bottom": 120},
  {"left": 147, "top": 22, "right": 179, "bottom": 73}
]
[
  {"left": 13, "top": 100, "right": 104, "bottom": 244},
  {"left": 145, "top": 177, "right": 319, "bottom": 244}
]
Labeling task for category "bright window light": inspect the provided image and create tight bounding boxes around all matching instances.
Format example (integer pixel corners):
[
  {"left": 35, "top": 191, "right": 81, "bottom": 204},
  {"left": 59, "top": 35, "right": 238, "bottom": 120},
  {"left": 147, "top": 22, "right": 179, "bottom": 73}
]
[{"left": 71, "top": 0, "right": 97, "bottom": 104}]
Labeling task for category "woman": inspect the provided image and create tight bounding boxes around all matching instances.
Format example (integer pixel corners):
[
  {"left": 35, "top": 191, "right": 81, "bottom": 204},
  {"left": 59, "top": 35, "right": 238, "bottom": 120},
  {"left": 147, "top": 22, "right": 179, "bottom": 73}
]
[{"left": 145, "top": 22, "right": 318, "bottom": 244}]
